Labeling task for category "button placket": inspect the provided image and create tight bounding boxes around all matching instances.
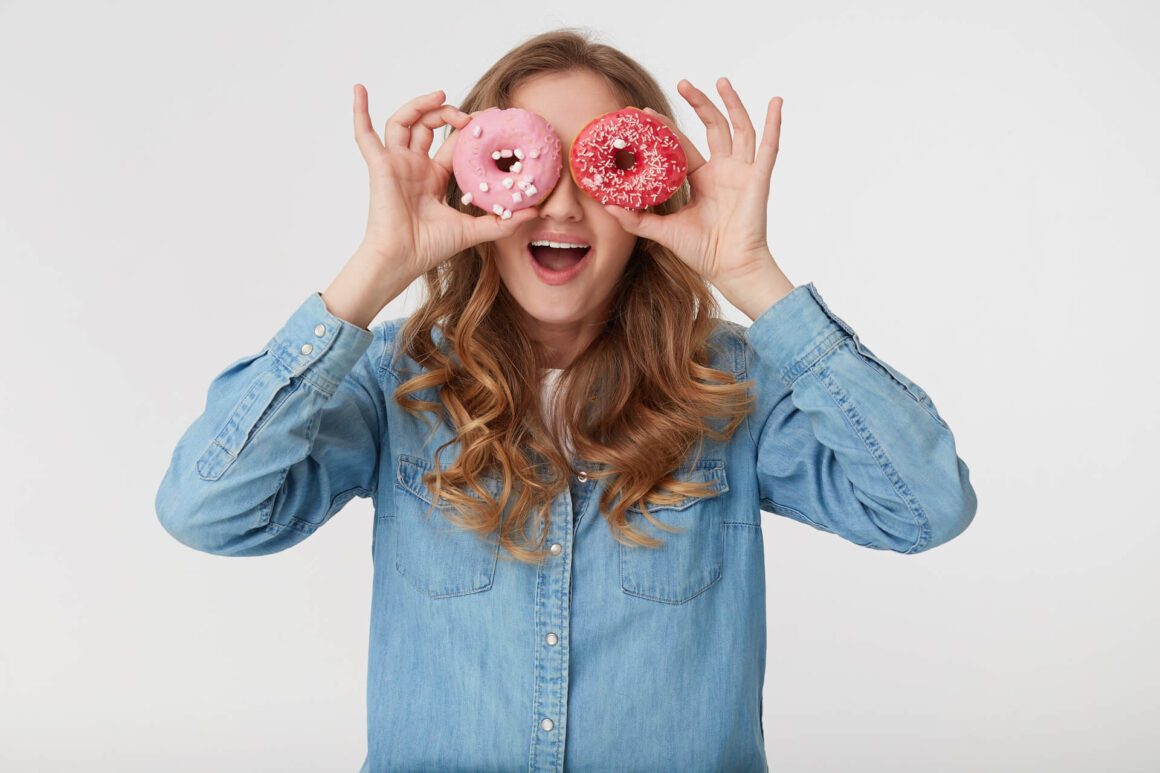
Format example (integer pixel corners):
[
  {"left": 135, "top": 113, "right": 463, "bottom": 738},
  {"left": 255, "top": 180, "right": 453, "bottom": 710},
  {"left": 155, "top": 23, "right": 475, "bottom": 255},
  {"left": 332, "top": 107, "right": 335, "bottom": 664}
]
[{"left": 529, "top": 491, "right": 570, "bottom": 768}]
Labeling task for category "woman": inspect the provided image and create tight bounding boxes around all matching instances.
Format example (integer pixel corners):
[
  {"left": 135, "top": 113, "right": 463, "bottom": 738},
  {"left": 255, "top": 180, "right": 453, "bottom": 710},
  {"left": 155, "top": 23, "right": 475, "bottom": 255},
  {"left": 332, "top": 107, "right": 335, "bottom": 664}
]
[{"left": 156, "top": 28, "right": 976, "bottom": 772}]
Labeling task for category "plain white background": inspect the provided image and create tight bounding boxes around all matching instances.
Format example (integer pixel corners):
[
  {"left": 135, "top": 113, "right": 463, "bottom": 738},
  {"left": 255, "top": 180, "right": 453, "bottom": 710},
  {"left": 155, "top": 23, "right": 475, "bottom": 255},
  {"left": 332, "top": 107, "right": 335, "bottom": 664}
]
[{"left": 2, "top": 0, "right": 1157, "bottom": 770}]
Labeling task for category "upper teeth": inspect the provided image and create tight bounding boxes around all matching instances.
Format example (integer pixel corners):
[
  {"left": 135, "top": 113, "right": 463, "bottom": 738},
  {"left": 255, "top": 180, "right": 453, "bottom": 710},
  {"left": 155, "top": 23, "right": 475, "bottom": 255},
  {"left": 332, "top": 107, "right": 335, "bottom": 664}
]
[{"left": 531, "top": 240, "right": 589, "bottom": 249}]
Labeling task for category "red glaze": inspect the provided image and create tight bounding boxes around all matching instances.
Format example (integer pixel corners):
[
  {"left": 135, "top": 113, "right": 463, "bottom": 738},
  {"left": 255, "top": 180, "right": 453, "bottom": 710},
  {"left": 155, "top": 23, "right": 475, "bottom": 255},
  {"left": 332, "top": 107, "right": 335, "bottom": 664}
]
[{"left": 568, "top": 107, "right": 687, "bottom": 210}]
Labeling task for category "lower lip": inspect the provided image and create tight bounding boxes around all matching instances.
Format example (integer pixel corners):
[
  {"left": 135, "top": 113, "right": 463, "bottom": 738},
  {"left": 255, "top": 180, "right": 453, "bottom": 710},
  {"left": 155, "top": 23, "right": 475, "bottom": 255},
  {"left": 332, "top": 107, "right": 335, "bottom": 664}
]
[{"left": 527, "top": 245, "right": 591, "bottom": 286}]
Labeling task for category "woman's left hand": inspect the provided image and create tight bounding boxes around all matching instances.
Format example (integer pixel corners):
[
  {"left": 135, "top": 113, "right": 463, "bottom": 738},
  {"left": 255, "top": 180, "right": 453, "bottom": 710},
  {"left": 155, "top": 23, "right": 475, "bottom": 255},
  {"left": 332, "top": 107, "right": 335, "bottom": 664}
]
[{"left": 603, "top": 78, "right": 783, "bottom": 291}]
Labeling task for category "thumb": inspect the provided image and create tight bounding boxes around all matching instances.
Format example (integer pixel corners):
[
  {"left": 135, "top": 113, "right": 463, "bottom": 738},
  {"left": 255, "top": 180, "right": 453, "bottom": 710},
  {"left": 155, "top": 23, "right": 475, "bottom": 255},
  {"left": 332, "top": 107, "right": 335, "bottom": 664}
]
[
  {"left": 464, "top": 206, "right": 538, "bottom": 245},
  {"left": 603, "top": 204, "right": 665, "bottom": 242}
]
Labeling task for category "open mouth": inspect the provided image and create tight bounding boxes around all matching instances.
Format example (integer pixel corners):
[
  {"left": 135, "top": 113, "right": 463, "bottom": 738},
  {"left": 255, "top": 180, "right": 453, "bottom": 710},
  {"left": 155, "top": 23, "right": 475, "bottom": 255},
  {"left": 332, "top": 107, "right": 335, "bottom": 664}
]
[{"left": 528, "top": 240, "right": 591, "bottom": 272}]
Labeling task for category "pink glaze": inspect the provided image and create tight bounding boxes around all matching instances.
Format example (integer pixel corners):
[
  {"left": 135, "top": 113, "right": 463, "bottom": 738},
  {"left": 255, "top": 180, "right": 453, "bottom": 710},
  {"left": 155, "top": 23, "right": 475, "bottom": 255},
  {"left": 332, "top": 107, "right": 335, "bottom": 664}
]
[
  {"left": 569, "top": 107, "right": 687, "bottom": 210},
  {"left": 452, "top": 108, "right": 563, "bottom": 217}
]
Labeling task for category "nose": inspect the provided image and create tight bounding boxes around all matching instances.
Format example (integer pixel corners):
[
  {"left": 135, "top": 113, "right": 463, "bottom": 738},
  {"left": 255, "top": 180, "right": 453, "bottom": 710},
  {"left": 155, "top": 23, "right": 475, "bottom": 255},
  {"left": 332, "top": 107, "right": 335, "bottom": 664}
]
[{"left": 537, "top": 159, "right": 584, "bottom": 222}]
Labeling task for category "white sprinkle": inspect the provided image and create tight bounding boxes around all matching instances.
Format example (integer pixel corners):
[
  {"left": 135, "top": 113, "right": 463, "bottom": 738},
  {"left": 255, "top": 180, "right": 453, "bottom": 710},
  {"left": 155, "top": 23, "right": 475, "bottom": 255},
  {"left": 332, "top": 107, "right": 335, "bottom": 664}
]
[
  {"left": 461, "top": 192, "right": 473, "bottom": 205},
  {"left": 493, "top": 203, "right": 505, "bottom": 216},
  {"left": 472, "top": 125, "right": 481, "bottom": 138},
  {"left": 501, "top": 149, "right": 513, "bottom": 158},
  {"left": 512, "top": 192, "right": 522, "bottom": 203},
  {"left": 526, "top": 184, "right": 537, "bottom": 196},
  {"left": 502, "top": 177, "right": 514, "bottom": 189},
  {"left": 613, "top": 138, "right": 627, "bottom": 149},
  {"left": 514, "top": 148, "right": 524, "bottom": 159},
  {"left": 501, "top": 208, "right": 512, "bottom": 220},
  {"left": 479, "top": 181, "right": 489, "bottom": 192},
  {"left": 510, "top": 161, "right": 522, "bottom": 173},
  {"left": 529, "top": 149, "right": 539, "bottom": 158},
  {"left": 491, "top": 151, "right": 501, "bottom": 160}
]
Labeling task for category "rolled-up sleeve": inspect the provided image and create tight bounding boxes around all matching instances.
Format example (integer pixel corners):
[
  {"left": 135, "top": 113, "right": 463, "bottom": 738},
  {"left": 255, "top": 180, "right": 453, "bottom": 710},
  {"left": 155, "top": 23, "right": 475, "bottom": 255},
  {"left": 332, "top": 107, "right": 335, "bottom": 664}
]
[
  {"left": 155, "top": 292, "right": 389, "bottom": 556},
  {"left": 744, "top": 282, "right": 976, "bottom": 553}
]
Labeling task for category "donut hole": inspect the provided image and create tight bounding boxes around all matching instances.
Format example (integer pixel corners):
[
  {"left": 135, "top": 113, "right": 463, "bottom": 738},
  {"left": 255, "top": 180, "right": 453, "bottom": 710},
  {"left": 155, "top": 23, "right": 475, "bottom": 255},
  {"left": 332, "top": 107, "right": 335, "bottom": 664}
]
[
  {"left": 613, "top": 149, "right": 635, "bottom": 170},
  {"left": 495, "top": 155, "right": 519, "bottom": 173}
]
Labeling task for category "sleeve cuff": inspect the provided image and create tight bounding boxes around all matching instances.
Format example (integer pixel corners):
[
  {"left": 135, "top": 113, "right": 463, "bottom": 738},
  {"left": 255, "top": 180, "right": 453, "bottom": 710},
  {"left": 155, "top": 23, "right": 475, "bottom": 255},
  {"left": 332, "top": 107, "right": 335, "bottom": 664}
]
[
  {"left": 264, "top": 292, "right": 375, "bottom": 395},
  {"left": 744, "top": 282, "right": 858, "bottom": 389}
]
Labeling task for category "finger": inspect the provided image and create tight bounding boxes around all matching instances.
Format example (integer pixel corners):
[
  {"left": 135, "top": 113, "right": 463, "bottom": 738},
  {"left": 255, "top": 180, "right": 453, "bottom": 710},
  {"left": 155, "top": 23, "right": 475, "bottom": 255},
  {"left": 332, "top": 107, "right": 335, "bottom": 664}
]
[
  {"left": 642, "top": 107, "right": 707, "bottom": 174},
  {"left": 385, "top": 89, "right": 448, "bottom": 150},
  {"left": 462, "top": 205, "right": 538, "bottom": 244},
  {"left": 677, "top": 79, "right": 732, "bottom": 158},
  {"left": 755, "top": 97, "right": 783, "bottom": 176},
  {"left": 433, "top": 108, "right": 482, "bottom": 173},
  {"left": 602, "top": 203, "right": 667, "bottom": 245},
  {"left": 716, "top": 77, "right": 756, "bottom": 163},
  {"left": 353, "top": 84, "right": 385, "bottom": 161},
  {"left": 409, "top": 104, "right": 470, "bottom": 155}
]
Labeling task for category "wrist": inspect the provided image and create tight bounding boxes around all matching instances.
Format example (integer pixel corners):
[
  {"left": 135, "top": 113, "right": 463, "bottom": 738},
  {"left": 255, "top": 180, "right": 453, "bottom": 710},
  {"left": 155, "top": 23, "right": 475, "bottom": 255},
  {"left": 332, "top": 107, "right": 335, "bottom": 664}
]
[
  {"left": 322, "top": 248, "right": 416, "bottom": 330},
  {"left": 714, "top": 252, "right": 796, "bottom": 322}
]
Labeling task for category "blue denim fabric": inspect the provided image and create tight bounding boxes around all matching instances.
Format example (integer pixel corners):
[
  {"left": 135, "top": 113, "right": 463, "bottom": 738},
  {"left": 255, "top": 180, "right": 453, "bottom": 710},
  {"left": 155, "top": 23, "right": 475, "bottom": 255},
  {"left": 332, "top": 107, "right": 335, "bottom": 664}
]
[{"left": 156, "top": 283, "right": 976, "bottom": 772}]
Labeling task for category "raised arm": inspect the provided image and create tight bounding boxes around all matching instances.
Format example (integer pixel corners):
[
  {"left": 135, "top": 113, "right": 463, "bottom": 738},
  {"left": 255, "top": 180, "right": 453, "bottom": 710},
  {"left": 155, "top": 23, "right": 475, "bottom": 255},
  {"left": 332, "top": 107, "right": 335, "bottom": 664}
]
[{"left": 744, "top": 283, "right": 976, "bottom": 552}]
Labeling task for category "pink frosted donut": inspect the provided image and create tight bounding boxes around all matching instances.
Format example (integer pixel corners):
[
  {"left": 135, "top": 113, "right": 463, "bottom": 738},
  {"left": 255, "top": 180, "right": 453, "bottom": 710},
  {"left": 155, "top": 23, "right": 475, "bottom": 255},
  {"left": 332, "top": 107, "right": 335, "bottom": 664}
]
[{"left": 452, "top": 107, "right": 562, "bottom": 219}]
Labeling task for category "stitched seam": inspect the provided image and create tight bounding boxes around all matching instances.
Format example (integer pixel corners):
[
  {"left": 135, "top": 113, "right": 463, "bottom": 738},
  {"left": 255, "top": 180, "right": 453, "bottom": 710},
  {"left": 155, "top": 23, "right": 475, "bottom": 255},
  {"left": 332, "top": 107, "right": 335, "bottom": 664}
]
[
  {"left": 811, "top": 363, "right": 931, "bottom": 553},
  {"left": 760, "top": 496, "right": 834, "bottom": 533}
]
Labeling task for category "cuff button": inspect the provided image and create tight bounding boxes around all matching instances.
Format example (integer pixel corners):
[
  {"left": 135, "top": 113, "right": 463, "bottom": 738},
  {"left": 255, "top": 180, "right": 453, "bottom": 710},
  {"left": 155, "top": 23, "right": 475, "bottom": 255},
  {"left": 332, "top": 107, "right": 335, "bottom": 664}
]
[
  {"left": 314, "top": 323, "right": 326, "bottom": 337},
  {"left": 300, "top": 343, "right": 313, "bottom": 355}
]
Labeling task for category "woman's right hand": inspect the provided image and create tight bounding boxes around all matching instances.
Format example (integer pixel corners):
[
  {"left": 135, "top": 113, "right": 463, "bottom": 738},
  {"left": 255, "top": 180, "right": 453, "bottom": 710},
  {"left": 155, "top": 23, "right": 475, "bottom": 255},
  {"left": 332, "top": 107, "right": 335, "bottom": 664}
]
[{"left": 352, "top": 84, "right": 537, "bottom": 279}]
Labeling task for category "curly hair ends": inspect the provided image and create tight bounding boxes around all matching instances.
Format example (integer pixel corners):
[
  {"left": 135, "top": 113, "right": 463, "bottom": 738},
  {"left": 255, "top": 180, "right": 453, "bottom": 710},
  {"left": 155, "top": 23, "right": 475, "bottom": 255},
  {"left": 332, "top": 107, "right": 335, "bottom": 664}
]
[{"left": 391, "top": 27, "right": 756, "bottom": 566}]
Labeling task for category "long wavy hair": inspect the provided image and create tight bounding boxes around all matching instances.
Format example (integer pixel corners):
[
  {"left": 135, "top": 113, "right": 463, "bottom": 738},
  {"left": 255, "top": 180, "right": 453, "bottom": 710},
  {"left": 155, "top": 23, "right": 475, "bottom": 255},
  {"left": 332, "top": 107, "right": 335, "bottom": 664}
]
[{"left": 392, "top": 27, "right": 755, "bottom": 565}]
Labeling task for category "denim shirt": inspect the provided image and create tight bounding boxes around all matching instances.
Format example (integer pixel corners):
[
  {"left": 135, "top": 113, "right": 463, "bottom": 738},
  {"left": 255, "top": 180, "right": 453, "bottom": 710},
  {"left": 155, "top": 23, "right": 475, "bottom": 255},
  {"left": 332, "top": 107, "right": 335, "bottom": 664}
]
[{"left": 155, "top": 282, "right": 976, "bottom": 772}]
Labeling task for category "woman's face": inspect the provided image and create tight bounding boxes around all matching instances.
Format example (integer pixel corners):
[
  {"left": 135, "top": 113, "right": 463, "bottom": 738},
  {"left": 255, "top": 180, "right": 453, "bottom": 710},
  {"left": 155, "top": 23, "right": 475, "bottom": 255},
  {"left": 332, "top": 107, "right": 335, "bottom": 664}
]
[{"left": 491, "top": 69, "right": 638, "bottom": 340}]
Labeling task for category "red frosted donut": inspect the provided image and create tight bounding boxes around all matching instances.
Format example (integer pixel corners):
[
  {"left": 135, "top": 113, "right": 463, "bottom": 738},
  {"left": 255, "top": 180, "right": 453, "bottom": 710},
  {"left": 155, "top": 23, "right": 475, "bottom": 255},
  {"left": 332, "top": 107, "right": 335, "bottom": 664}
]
[
  {"left": 569, "top": 107, "right": 687, "bottom": 210},
  {"left": 452, "top": 107, "right": 562, "bottom": 220}
]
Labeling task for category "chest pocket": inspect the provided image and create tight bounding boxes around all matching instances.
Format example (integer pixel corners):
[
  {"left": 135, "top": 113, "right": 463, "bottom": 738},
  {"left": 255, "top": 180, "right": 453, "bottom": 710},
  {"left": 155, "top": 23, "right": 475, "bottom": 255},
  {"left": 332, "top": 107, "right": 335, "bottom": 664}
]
[
  {"left": 619, "top": 459, "right": 729, "bottom": 605},
  {"left": 393, "top": 453, "right": 503, "bottom": 599}
]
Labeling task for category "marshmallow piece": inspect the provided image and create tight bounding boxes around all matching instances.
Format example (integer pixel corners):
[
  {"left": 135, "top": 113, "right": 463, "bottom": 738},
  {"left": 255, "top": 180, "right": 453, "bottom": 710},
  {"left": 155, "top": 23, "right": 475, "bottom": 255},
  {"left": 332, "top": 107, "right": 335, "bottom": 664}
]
[
  {"left": 501, "top": 208, "right": 512, "bottom": 219},
  {"left": 529, "top": 150, "right": 539, "bottom": 158},
  {"left": 512, "top": 192, "right": 522, "bottom": 203},
  {"left": 510, "top": 161, "right": 522, "bottom": 173},
  {"left": 472, "top": 125, "right": 481, "bottom": 138},
  {"left": 493, "top": 203, "right": 505, "bottom": 216},
  {"left": 501, "top": 149, "right": 513, "bottom": 158},
  {"left": 514, "top": 149, "right": 524, "bottom": 159},
  {"left": 526, "top": 184, "right": 538, "bottom": 196},
  {"left": 613, "top": 138, "right": 627, "bottom": 149},
  {"left": 491, "top": 151, "right": 501, "bottom": 160},
  {"left": 502, "top": 177, "right": 514, "bottom": 189},
  {"left": 517, "top": 180, "right": 529, "bottom": 191},
  {"left": 461, "top": 192, "right": 473, "bottom": 205},
  {"left": 479, "top": 181, "right": 489, "bottom": 192},
  {"left": 593, "top": 174, "right": 603, "bottom": 185}
]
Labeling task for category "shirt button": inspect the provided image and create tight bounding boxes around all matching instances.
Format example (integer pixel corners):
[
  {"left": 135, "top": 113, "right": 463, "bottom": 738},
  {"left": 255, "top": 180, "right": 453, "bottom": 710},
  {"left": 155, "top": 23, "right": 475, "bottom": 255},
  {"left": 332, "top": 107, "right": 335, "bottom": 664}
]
[
  {"left": 549, "top": 543, "right": 562, "bottom": 555},
  {"left": 540, "top": 718, "right": 554, "bottom": 732},
  {"left": 545, "top": 633, "right": 558, "bottom": 646},
  {"left": 314, "top": 323, "right": 326, "bottom": 337},
  {"left": 300, "top": 343, "right": 313, "bottom": 355},
  {"left": 576, "top": 471, "right": 589, "bottom": 482}
]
